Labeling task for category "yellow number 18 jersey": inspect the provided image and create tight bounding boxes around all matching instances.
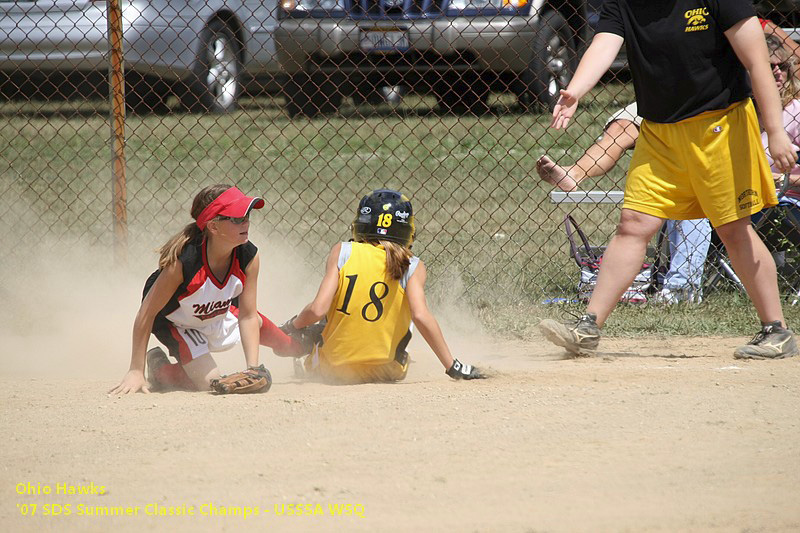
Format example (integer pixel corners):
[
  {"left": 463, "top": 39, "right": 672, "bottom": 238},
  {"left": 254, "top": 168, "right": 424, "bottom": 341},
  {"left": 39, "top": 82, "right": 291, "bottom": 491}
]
[{"left": 320, "top": 242, "right": 419, "bottom": 367}]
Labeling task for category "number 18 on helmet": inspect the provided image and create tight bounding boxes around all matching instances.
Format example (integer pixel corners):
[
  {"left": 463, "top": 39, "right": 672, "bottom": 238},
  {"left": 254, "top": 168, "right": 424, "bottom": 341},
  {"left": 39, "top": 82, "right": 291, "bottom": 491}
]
[{"left": 351, "top": 189, "right": 415, "bottom": 247}]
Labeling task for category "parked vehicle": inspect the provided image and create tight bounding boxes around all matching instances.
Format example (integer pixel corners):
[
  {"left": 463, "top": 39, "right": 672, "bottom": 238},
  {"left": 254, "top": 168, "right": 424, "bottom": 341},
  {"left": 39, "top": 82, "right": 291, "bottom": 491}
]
[
  {"left": 586, "top": 0, "right": 626, "bottom": 71},
  {"left": 274, "top": 0, "right": 588, "bottom": 116},
  {"left": 0, "top": 0, "right": 283, "bottom": 113},
  {"left": 757, "top": 0, "right": 800, "bottom": 30}
]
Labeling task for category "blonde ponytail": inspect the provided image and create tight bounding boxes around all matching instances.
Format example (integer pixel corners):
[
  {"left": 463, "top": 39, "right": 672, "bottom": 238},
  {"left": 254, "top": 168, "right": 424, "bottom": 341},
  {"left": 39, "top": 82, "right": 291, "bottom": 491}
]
[
  {"left": 381, "top": 240, "right": 412, "bottom": 280},
  {"left": 158, "top": 223, "right": 202, "bottom": 269},
  {"left": 156, "top": 183, "right": 232, "bottom": 269}
]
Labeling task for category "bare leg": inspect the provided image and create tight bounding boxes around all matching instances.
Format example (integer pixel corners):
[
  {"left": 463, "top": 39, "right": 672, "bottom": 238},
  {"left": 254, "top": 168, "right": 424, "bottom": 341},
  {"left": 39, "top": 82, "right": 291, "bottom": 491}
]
[
  {"left": 183, "top": 353, "right": 221, "bottom": 391},
  {"left": 715, "top": 217, "right": 785, "bottom": 327},
  {"left": 586, "top": 209, "right": 664, "bottom": 326},
  {"left": 536, "top": 154, "right": 581, "bottom": 191},
  {"left": 574, "top": 119, "right": 638, "bottom": 178},
  {"left": 537, "top": 119, "right": 639, "bottom": 192}
]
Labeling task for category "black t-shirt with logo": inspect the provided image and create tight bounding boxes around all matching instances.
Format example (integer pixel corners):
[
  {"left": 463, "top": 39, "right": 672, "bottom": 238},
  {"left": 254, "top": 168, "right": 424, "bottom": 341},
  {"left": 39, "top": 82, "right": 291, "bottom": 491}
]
[{"left": 597, "top": 0, "right": 756, "bottom": 123}]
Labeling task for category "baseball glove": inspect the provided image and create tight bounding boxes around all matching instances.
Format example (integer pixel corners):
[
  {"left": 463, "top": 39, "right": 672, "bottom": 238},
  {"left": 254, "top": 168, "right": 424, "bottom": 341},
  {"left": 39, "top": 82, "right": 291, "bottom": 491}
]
[
  {"left": 210, "top": 364, "right": 272, "bottom": 394},
  {"left": 279, "top": 316, "right": 325, "bottom": 356}
]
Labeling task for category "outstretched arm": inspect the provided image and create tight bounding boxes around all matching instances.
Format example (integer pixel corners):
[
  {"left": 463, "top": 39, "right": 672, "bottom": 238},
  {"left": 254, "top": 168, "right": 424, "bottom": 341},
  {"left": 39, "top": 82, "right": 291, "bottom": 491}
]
[
  {"left": 109, "top": 260, "right": 183, "bottom": 394},
  {"left": 238, "top": 253, "right": 261, "bottom": 368},
  {"left": 551, "top": 32, "right": 624, "bottom": 130},
  {"left": 405, "top": 261, "right": 455, "bottom": 370},
  {"left": 405, "top": 261, "right": 483, "bottom": 379},
  {"left": 293, "top": 242, "right": 341, "bottom": 329}
]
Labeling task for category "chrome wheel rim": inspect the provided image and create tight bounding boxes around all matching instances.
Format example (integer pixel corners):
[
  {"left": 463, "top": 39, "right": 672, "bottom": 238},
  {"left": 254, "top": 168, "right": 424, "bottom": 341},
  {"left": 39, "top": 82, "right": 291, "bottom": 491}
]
[
  {"left": 546, "top": 34, "right": 571, "bottom": 99},
  {"left": 206, "top": 34, "right": 238, "bottom": 110}
]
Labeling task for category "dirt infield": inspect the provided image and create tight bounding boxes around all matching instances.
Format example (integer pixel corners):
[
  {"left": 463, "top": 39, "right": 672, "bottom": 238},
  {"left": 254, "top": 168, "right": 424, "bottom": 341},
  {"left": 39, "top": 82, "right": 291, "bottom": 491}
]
[
  {"left": 3, "top": 333, "right": 800, "bottom": 533},
  {"left": 2, "top": 238, "right": 799, "bottom": 532}
]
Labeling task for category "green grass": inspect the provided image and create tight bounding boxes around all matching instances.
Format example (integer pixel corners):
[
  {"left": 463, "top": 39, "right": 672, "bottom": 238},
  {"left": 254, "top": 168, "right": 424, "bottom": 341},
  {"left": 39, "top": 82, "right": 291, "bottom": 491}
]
[{"left": 1, "top": 82, "right": 797, "bottom": 337}]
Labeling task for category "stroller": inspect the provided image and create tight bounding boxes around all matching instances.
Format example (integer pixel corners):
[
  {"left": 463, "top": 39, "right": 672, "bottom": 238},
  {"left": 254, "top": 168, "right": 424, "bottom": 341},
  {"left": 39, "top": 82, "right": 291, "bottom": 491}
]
[{"left": 563, "top": 214, "right": 654, "bottom": 303}]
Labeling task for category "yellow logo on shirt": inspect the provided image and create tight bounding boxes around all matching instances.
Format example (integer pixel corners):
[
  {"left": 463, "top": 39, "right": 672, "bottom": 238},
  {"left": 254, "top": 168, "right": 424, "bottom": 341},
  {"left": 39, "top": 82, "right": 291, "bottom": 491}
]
[{"left": 685, "top": 7, "right": 709, "bottom": 32}]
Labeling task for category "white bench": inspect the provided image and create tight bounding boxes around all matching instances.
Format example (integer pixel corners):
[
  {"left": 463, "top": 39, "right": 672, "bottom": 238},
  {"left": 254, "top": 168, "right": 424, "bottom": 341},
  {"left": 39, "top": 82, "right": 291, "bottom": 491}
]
[{"left": 549, "top": 190, "right": 624, "bottom": 204}]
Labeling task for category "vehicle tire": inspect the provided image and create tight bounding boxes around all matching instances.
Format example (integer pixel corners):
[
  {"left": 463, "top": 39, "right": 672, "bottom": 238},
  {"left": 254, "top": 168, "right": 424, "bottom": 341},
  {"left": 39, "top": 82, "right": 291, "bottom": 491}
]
[
  {"left": 351, "top": 84, "right": 385, "bottom": 106},
  {"left": 283, "top": 72, "right": 343, "bottom": 118},
  {"left": 125, "top": 72, "right": 169, "bottom": 114},
  {"left": 518, "top": 10, "right": 578, "bottom": 112},
  {"left": 434, "top": 71, "right": 489, "bottom": 115},
  {"left": 181, "top": 19, "right": 242, "bottom": 113}
]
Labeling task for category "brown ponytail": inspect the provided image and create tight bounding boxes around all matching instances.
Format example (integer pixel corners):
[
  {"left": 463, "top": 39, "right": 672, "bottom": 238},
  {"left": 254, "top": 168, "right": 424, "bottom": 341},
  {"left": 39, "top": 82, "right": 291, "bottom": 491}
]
[{"left": 157, "top": 184, "right": 231, "bottom": 269}]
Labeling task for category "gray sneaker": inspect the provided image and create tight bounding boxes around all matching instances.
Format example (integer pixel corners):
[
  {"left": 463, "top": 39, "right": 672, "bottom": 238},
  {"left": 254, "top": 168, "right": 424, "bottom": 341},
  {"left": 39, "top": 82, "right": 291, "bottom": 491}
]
[
  {"left": 293, "top": 356, "right": 306, "bottom": 378},
  {"left": 734, "top": 322, "right": 799, "bottom": 360},
  {"left": 539, "top": 313, "right": 601, "bottom": 356},
  {"left": 146, "top": 347, "right": 170, "bottom": 390}
]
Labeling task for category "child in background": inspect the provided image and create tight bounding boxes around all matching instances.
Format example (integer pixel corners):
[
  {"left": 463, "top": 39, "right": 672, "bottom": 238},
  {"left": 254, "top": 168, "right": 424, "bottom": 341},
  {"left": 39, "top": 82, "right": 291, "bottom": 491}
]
[{"left": 537, "top": 102, "right": 711, "bottom": 304}]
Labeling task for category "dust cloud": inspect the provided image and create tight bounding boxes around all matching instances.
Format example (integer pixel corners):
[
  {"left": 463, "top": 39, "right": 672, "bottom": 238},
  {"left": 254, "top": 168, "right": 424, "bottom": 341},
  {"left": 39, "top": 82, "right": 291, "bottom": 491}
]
[
  {"left": 0, "top": 226, "right": 316, "bottom": 381},
  {"left": 0, "top": 224, "right": 490, "bottom": 382}
]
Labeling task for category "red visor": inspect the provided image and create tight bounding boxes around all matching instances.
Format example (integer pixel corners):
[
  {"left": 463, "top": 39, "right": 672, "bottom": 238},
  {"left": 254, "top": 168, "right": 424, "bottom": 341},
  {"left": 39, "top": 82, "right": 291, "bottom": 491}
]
[{"left": 195, "top": 187, "right": 265, "bottom": 230}]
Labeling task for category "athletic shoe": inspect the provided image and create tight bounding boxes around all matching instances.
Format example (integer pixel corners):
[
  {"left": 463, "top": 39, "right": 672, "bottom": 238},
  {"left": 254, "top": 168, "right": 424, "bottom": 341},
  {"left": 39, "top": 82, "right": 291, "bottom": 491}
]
[
  {"left": 146, "top": 347, "right": 170, "bottom": 390},
  {"left": 293, "top": 356, "right": 306, "bottom": 378},
  {"left": 539, "top": 312, "right": 601, "bottom": 356},
  {"left": 652, "top": 287, "right": 703, "bottom": 305},
  {"left": 734, "top": 322, "right": 799, "bottom": 360}
]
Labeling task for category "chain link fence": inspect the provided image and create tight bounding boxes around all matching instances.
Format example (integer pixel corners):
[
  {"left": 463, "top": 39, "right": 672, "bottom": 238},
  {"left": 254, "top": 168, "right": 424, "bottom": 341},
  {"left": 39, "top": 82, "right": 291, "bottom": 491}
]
[{"left": 2, "top": 0, "right": 799, "bottom": 333}]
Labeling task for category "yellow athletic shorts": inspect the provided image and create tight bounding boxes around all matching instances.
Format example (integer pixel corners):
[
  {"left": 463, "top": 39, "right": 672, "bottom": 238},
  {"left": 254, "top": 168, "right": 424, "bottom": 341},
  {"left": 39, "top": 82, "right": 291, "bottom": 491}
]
[
  {"left": 623, "top": 99, "right": 777, "bottom": 227},
  {"left": 306, "top": 355, "right": 409, "bottom": 385}
]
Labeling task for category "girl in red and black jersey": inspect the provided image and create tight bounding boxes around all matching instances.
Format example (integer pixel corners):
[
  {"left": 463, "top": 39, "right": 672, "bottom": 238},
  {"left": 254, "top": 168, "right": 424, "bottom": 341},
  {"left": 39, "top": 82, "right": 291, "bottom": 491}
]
[{"left": 110, "top": 184, "right": 300, "bottom": 394}]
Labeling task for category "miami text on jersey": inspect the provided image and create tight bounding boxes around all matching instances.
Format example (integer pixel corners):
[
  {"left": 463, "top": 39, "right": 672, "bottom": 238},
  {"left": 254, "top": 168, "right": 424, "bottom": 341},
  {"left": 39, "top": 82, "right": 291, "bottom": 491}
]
[{"left": 193, "top": 298, "right": 232, "bottom": 321}]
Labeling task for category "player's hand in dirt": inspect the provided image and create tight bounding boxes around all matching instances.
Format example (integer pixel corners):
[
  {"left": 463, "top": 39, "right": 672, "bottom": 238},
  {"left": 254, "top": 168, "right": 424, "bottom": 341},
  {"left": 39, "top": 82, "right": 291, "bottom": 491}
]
[
  {"left": 108, "top": 369, "right": 150, "bottom": 395},
  {"left": 446, "top": 359, "right": 486, "bottom": 380}
]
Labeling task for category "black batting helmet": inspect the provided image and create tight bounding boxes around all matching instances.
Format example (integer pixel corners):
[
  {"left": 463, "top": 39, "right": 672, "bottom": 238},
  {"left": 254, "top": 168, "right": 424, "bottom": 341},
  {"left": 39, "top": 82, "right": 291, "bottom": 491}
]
[{"left": 352, "top": 189, "right": 415, "bottom": 247}]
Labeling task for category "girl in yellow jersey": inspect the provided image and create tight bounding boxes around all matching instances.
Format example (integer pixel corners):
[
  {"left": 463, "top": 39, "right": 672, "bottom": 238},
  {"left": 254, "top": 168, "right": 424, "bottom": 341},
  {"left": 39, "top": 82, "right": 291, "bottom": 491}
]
[{"left": 283, "top": 189, "right": 484, "bottom": 384}]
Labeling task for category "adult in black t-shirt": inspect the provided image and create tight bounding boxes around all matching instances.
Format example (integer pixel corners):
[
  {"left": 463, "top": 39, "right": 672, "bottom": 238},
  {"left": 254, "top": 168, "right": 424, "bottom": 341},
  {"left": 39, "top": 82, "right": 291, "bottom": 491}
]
[
  {"left": 599, "top": 0, "right": 753, "bottom": 123},
  {"left": 538, "top": 0, "right": 799, "bottom": 359}
]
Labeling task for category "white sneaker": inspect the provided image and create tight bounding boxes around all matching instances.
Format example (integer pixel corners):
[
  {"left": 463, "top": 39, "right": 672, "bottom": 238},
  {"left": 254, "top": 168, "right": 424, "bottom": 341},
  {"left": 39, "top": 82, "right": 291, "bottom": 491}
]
[{"left": 655, "top": 287, "right": 702, "bottom": 305}]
